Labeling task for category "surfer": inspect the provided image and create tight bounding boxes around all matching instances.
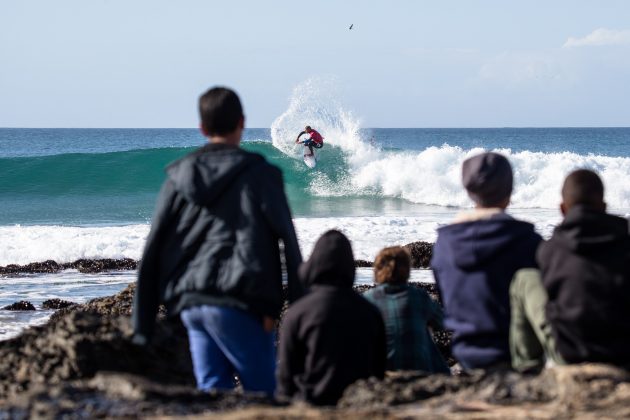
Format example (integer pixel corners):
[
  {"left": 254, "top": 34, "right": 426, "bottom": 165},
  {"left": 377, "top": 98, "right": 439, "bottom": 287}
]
[{"left": 295, "top": 126, "right": 324, "bottom": 157}]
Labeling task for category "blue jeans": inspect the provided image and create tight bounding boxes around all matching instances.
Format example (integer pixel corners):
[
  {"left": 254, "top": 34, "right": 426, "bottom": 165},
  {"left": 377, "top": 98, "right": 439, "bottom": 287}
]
[{"left": 180, "top": 305, "right": 276, "bottom": 395}]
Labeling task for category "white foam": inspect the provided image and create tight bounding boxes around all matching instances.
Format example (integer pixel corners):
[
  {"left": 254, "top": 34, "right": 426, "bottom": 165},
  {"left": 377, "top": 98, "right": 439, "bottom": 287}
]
[
  {"left": 270, "top": 76, "right": 381, "bottom": 164},
  {"left": 293, "top": 209, "right": 563, "bottom": 261},
  {"left": 0, "top": 224, "right": 148, "bottom": 266},
  {"left": 349, "top": 146, "right": 630, "bottom": 210},
  {"left": 0, "top": 210, "right": 564, "bottom": 266}
]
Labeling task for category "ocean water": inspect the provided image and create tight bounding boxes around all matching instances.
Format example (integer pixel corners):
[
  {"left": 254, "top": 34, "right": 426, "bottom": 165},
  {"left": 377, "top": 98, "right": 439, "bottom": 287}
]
[{"left": 2, "top": 90, "right": 630, "bottom": 340}]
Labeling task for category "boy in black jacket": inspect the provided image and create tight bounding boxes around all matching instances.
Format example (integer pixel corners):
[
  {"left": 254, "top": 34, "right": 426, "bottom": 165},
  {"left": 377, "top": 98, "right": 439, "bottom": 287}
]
[
  {"left": 511, "top": 169, "right": 630, "bottom": 371},
  {"left": 276, "top": 230, "right": 386, "bottom": 406},
  {"left": 132, "top": 87, "right": 303, "bottom": 395}
]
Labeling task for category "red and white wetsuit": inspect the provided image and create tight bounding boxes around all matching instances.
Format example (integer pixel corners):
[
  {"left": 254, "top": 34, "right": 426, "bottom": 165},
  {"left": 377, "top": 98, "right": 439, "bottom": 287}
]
[{"left": 309, "top": 130, "right": 323, "bottom": 145}]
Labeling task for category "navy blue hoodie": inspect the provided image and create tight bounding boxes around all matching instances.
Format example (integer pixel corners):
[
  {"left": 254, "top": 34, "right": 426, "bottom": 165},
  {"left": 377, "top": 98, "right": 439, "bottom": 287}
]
[{"left": 431, "top": 212, "right": 541, "bottom": 369}]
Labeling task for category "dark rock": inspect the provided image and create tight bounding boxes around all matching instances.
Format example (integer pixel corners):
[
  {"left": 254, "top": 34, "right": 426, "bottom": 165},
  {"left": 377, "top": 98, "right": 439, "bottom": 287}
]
[
  {"left": 65, "top": 258, "right": 138, "bottom": 273},
  {"left": 3, "top": 301, "right": 36, "bottom": 311},
  {"left": 402, "top": 241, "right": 434, "bottom": 268},
  {"left": 0, "top": 311, "right": 193, "bottom": 400},
  {"left": 49, "top": 282, "right": 164, "bottom": 324},
  {"left": 0, "top": 372, "right": 274, "bottom": 418},
  {"left": 337, "top": 364, "right": 630, "bottom": 418},
  {"left": 42, "top": 299, "right": 76, "bottom": 310},
  {"left": 354, "top": 260, "right": 373, "bottom": 267},
  {"left": 0, "top": 260, "right": 62, "bottom": 276},
  {"left": 0, "top": 283, "right": 188, "bottom": 400},
  {"left": 0, "top": 258, "right": 138, "bottom": 276}
]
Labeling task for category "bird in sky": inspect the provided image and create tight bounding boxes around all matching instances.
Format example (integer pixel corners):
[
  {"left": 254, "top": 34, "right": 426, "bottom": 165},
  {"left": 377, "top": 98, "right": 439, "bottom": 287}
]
[{"left": 349, "top": 24, "right": 353, "bottom": 30}]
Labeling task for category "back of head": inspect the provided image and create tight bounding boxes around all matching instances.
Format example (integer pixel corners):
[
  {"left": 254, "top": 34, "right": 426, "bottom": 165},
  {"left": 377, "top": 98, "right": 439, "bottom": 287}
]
[
  {"left": 561, "top": 169, "right": 605, "bottom": 212},
  {"left": 198, "top": 87, "right": 243, "bottom": 136},
  {"left": 374, "top": 246, "right": 410, "bottom": 285},
  {"left": 298, "top": 230, "right": 355, "bottom": 288},
  {"left": 462, "top": 152, "right": 513, "bottom": 208}
]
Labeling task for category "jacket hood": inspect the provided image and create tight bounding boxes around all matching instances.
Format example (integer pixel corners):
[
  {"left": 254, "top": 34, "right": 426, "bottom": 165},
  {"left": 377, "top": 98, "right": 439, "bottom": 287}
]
[
  {"left": 437, "top": 213, "right": 537, "bottom": 270},
  {"left": 552, "top": 205, "right": 629, "bottom": 253},
  {"left": 299, "top": 230, "right": 355, "bottom": 288},
  {"left": 165, "top": 143, "right": 264, "bottom": 207}
]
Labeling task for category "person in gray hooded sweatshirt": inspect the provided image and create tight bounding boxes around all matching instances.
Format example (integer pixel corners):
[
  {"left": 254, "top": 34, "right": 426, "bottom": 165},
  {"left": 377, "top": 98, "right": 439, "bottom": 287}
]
[{"left": 132, "top": 87, "right": 303, "bottom": 396}]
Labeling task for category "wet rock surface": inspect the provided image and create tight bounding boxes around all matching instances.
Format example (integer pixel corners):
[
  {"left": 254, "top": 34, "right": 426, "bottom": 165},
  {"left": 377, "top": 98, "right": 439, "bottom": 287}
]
[
  {"left": 0, "top": 258, "right": 138, "bottom": 276},
  {"left": 0, "top": 250, "right": 433, "bottom": 275},
  {"left": 1, "top": 373, "right": 275, "bottom": 419},
  {"left": 0, "top": 284, "right": 190, "bottom": 401},
  {"left": 354, "top": 259, "right": 373, "bottom": 267},
  {"left": 41, "top": 299, "right": 76, "bottom": 310},
  {"left": 2, "top": 301, "right": 36, "bottom": 311},
  {"left": 337, "top": 364, "right": 630, "bottom": 418}
]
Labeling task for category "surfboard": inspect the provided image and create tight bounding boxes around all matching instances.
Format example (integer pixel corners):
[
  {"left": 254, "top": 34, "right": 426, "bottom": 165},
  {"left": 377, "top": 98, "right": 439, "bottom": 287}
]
[{"left": 303, "top": 146, "right": 317, "bottom": 168}]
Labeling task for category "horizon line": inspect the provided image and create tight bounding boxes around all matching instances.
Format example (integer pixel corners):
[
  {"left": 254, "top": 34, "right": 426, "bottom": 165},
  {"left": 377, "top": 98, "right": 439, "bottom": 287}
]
[{"left": 2, "top": 126, "right": 630, "bottom": 130}]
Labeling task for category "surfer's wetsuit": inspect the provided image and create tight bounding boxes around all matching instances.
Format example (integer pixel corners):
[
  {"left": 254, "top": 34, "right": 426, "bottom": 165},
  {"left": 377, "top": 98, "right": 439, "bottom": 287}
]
[{"left": 297, "top": 129, "right": 324, "bottom": 156}]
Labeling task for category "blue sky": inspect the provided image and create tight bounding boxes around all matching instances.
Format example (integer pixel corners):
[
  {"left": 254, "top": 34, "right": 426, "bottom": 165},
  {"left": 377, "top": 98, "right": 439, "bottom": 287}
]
[{"left": 1, "top": 1, "right": 630, "bottom": 128}]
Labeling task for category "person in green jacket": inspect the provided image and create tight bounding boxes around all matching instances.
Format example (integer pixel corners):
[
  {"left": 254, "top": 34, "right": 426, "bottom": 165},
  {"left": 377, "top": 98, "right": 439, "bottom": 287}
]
[{"left": 364, "top": 246, "right": 450, "bottom": 373}]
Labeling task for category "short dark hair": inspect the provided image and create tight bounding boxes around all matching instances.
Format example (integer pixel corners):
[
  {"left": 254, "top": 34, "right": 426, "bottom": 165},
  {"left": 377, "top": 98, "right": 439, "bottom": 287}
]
[
  {"left": 198, "top": 87, "right": 243, "bottom": 136},
  {"left": 562, "top": 169, "right": 604, "bottom": 209},
  {"left": 374, "top": 246, "right": 410, "bottom": 284}
]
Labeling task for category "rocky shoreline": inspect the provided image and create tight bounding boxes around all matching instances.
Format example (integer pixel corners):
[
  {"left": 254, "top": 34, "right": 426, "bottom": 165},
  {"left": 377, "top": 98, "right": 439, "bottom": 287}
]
[
  {"left": 0, "top": 241, "right": 435, "bottom": 276},
  {"left": 0, "top": 258, "right": 138, "bottom": 276},
  {"left": 1, "top": 247, "right": 630, "bottom": 418},
  {"left": 0, "top": 280, "right": 628, "bottom": 418}
]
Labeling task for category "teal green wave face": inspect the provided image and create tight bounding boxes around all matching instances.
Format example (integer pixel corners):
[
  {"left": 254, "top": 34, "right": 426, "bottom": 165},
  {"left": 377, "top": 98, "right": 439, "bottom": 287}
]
[
  {"left": 0, "top": 147, "right": 192, "bottom": 196},
  {"left": 0, "top": 142, "right": 399, "bottom": 225},
  {"left": 241, "top": 141, "right": 351, "bottom": 205}
]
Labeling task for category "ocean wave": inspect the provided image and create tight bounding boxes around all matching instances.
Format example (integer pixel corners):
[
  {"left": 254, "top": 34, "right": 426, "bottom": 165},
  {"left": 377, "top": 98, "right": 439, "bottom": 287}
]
[
  {"left": 268, "top": 78, "right": 630, "bottom": 210},
  {"left": 345, "top": 145, "right": 630, "bottom": 209},
  {"left": 0, "top": 211, "right": 565, "bottom": 266}
]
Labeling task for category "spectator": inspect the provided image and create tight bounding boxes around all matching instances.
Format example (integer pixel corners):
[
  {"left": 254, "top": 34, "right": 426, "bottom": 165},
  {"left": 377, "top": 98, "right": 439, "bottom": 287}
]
[
  {"left": 277, "top": 230, "right": 386, "bottom": 405},
  {"left": 132, "top": 87, "right": 303, "bottom": 396},
  {"left": 431, "top": 152, "right": 542, "bottom": 370},
  {"left": 511, "top": 169, "right": 630, "bottom": 371},
  {"left": 364, "top": 246, "right": 450, "bottom": 373}
]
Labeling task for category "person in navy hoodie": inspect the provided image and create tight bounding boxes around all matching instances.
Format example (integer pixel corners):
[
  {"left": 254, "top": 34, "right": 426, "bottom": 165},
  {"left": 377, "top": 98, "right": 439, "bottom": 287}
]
[{"left": 431, "top": 152, "right": 542, "bottom": 371}]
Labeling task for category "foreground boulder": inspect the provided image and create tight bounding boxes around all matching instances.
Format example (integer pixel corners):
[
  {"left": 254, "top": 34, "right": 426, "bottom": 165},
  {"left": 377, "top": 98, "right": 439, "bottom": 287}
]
[
  {"left": 0, "top": 373, "right": 273, "bottom": 419},
  {"left": 2, "top": 301, "right": 36, "bottom": 311},
  {"left": 0, "top": 258, "right": 138, "bottom": 276},
  {"left": 338, "top": 364, "right": 630, "bottom": 418},
  {"left": 0, "top": 311, "right": 193, "bottom": 400},
  {"left": 0, "top": 284, "right": 191, "bottom": 401}
]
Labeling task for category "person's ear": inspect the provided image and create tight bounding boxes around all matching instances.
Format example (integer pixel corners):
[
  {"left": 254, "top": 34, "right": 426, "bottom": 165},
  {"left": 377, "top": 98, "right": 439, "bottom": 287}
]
[
  {"left": 199, "top": 123, "right": 209, "bottom": 137},
  {"left": 560, "top": 202, "right": 567, "bottom": 216},
  {"left": 238, "top": 116, "right": 245, "bottom": 130}
]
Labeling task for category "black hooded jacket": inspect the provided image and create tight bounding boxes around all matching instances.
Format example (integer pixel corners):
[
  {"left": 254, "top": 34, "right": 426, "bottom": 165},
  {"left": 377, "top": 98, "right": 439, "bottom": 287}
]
[
  {"left": 132, "top": 143, "right": 303, "bottom": 341},
  {"left": 277, "top": 231, "right": 386, "bottom": 406},
  {"left": 539, "top": 206, "right": 630, "bottom": 365}
]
